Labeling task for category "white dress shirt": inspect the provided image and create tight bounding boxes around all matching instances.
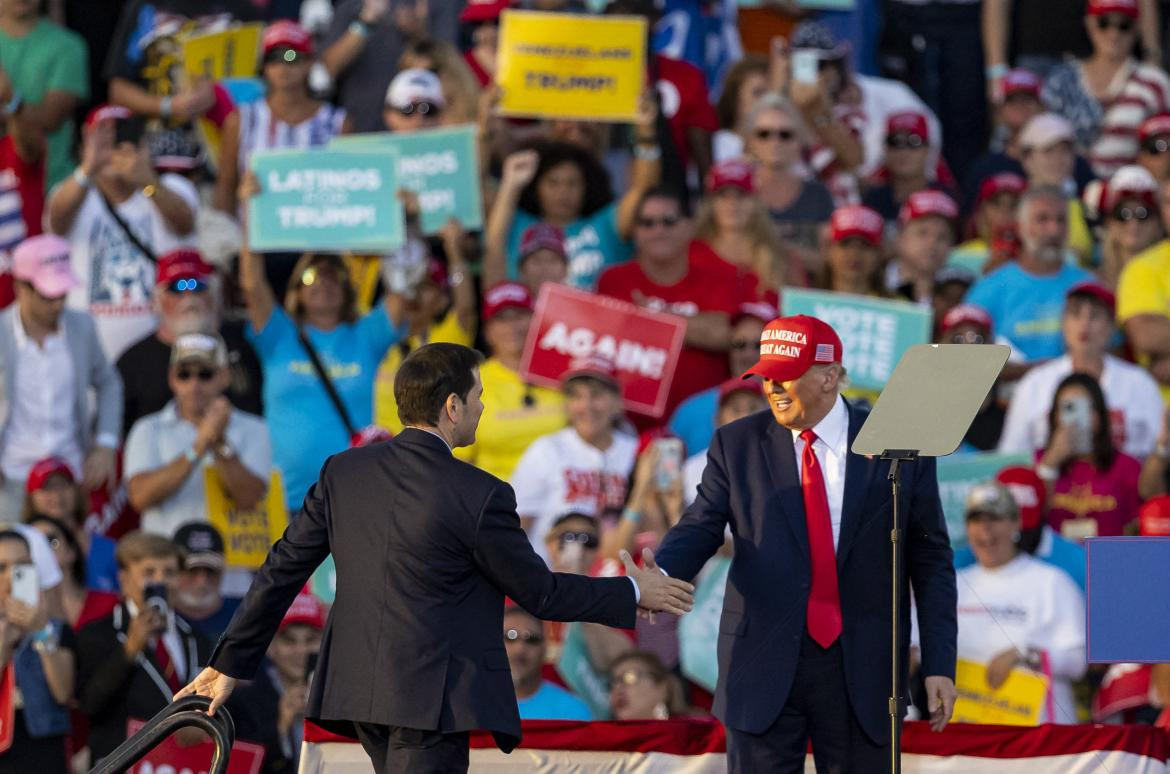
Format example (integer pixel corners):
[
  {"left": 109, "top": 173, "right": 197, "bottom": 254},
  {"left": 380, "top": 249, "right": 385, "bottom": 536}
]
[
  {"left": 0, "top": 311, "right": 82, "bottom": 482},
  {"left": 124, "top": 598, "right": 187, "bottom": 682},
  {"left": 790, "top": 395, "right": 849, "bottom": 550}
]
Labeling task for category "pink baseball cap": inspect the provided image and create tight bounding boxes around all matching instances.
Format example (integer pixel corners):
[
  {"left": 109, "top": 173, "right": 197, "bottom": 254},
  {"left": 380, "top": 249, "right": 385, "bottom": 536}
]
[
  {"left": 898, "top": 189, "right": 959, "bottom": 226},
  {"left": 829, "top": 205, "right": 884, "bottom": 246},
  {"left": 886, "top": 111, "right": 929, "bottom": 141},
  {"left": 742, "top": 314, "right": 843, "bottom": 383},
  {"left": 13, "top": 234, "right": 77, "bottom": 298},
  {"left": 482, "top": 281, "right": 533, "bottom": 321}
]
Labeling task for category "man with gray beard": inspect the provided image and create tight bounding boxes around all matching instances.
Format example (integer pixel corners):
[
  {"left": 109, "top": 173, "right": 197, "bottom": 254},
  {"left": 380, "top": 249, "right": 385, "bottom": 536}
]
[
  {"left": 116, "top": 248, "right": 263, "bottom": 436},
  {"left": 965, "top": 185, "right": 1094, "bottom": 382}
]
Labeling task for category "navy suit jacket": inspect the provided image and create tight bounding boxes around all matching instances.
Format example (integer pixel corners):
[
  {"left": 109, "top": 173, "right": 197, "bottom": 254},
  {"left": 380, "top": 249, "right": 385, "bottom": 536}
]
[{"left": 654, "top": 401, "right": 957, "bottom": 743}]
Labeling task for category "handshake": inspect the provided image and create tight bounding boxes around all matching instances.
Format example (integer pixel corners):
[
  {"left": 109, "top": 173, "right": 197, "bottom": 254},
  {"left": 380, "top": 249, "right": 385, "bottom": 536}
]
[{"left": 619, "top": 548, "right": 694, "bottom": 622}]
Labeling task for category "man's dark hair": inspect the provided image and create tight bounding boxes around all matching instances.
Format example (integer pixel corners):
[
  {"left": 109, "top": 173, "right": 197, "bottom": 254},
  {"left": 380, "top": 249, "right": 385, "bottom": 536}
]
[
  {"left": 395, "top": 343, "right": 485, "bottom": 426},
  {"left": 636, "top": 185, "right": 690, "bottom": 219}
]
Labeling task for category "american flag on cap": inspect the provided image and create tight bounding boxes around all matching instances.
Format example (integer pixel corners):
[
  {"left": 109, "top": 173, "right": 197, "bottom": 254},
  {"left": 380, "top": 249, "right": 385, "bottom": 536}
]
[{"left": 814, "top": 343, "right": 835, "bottom": 362}]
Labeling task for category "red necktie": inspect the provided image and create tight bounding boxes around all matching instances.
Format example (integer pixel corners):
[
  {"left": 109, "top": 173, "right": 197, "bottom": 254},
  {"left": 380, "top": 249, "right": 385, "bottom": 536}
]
[
  {"left": 154, "top": 637, "right": 181, "bottom": 693},
  {"left": 800, "top": 429, "right": 843, "bottom": 648}
]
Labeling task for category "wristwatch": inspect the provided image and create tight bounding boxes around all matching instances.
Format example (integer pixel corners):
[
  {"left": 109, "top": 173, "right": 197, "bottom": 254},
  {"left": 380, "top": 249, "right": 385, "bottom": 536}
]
[
  {"left": 72, "top": 167, "right": 92, "bottom": 189},
  {"left": 349, "top": 19, "right": 370, "bottom": 38}
]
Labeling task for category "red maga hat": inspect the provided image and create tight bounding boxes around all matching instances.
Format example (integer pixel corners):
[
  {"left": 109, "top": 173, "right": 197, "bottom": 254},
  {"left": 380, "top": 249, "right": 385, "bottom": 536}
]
[
  {"left": 898, "top": 189, "right": 959, "bottom": 226},
  {"left": 742, "top": 315, "right": 842, "bottom": 383},
  {"left": 1067, "top": 281, "right": 1116, "bottom": 314},
  {"left": 995, "top": 466, "right": 1046, "bottom": 530},
  {"left": 26, "top": 457, "right": 74, "bottom": 494},
  {"left": 263, "top": 20, "right": 313, "bottom": 55},
  {"left": 482, "top": 281, "right": 533, "bottom": 321},
  {"left": 705, "top": 158, "right": 755, "bottom": 194},
  {"left": 1001, "top": 69, "right": 1042, "bottom": 99},
  {"left": 829, "top": 205, "right": 884, "bottom": 246},
  {"left": 886, "top": 111, "right": 928, "bottom": 141},
  {"left": 1139, "top": 113, "right": 1170, "bottom": 143},
  {"left": 156, "top": 248, "right": 214, "bottom": 287},
  {"left": 281, "top": 589, "right": 327, "bottom": 631},
  {"left": 976, "top": 173, "right": 1027, "bottom": 207},
  {"left": 1087, "top": 0, "right": 1139, "bottom": 18},
  {"left": 941, "top": 303, "right": 994, "bottom": 336},
  {"left": 560, "top": 353, "right": 620, "bottom": 391}
]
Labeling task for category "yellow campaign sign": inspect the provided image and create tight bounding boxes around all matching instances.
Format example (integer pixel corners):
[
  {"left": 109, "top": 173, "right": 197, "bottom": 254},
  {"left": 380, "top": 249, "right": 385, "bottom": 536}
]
[
  {"left": 181, "top": 25, "right": 262, "bottom": 174},
  {"left": 204, "top": 467, "right": 288, "bottom": 570},
  {"left": 952, "top": 658, "right": 1050, "bottom": 726},
  {"left": 496, "top": 11, "right": 646, "bottom": 122}
]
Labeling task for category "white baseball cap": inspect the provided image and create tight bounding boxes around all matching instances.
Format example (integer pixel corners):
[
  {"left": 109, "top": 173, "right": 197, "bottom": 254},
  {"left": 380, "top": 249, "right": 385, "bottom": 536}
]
[{"left": 385, "top": 68, "right": 446, "bottom": 111}]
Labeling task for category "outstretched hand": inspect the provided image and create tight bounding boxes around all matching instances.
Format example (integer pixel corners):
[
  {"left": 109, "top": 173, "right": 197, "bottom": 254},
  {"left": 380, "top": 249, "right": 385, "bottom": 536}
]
[
  {"left": 621, "top": 548, "right": 693, "bottom": 624},
  {"left": 174, "top": 667, "right": 238, "bottom": 716}
]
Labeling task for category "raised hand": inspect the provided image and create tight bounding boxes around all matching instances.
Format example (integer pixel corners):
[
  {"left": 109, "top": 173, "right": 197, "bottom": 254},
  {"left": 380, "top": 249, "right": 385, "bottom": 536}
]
[{"left": 621, "top": 548, "right": 693, "bottom": 623}]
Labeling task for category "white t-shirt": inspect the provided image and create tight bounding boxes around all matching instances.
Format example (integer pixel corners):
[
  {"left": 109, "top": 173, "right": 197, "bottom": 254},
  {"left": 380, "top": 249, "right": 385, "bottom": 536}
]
[
  {"left": 956, "top": 553, "right": 1086, "bottom": 724},
  {"left": 511, "top": 428, "right": 637, "bottom": 562},
  {"left": 998, "top": 354, "right": 1164, "bottom": 459},
  {"left": 683, "top": 450, "right": 706, "bottom": 507},
  {"left": 123, "top": 403, "right": 272, "bottom": 539},
  {"left": 56, "top": 174, "right": 200, "bottom": 361}
]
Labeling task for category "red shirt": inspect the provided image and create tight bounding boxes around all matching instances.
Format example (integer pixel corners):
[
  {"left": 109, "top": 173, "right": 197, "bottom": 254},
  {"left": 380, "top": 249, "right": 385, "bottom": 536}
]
[
  {"left": 0, "top": 135, "right": 44, "bottom": 308},
  {"left": 597, "top": 243, "right": 741, "bottom": 426},
  {"left": 653, "top": 55, "right": 718, "bottom": 169}
]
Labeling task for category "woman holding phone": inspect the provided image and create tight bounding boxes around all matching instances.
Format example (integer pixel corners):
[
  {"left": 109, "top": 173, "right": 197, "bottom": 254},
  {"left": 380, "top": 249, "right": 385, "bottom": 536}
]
[
  {"left": 1037, "top": 373, "right": 1143, "bottom": 540},
  {"left": 0, "top": 529, "right": 75, "bottom": 774}
]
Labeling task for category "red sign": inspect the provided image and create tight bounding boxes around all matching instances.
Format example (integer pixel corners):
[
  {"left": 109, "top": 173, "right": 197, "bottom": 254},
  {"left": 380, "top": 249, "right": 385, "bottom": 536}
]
[
  {"left": 0, "top": 664, "right": 13, "bottom": 754},
  {"left": 520, "top": 284, "right": 686, "bottom": 418},
  {"left": 126, "top": 719, "right": 266, "bottom": 774}
]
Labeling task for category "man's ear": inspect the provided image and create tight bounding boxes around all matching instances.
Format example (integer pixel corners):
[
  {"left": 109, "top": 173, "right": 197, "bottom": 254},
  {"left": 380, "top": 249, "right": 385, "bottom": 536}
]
[{"left": 444, "top": 393, "right": 459, "bottom": 423}]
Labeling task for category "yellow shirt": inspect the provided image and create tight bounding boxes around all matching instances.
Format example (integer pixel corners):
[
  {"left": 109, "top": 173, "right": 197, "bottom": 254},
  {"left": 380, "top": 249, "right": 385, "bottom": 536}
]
[
  {"left": 374, "top": 309, "right": 475, "bottom": 433},
  {"left": 1067, "top": 199, "right": 1093, "bottom": 266},
  {"left": 454, "top": 358, "right": 566, "bottom": 482},
  {"left": 1117, "top": 240, "right": 1170, "bottom": 403}
]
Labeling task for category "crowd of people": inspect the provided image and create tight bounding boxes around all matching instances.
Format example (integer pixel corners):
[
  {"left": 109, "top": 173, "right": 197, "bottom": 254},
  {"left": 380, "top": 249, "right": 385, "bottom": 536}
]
[{"left": 3, "top": 0, "right": 1170, "bottom": 770}]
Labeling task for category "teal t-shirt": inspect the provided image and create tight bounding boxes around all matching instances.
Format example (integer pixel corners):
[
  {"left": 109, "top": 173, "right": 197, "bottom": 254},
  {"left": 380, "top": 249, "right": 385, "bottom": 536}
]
[
  {"left": 506, "top": 202, "right": 632, "bottom": 291},
  {"left": 517, "top": 681, "right": 594, "bottom": 721},
  {"left": 0, "top": 19, "right": 89, "bottom": 190}
]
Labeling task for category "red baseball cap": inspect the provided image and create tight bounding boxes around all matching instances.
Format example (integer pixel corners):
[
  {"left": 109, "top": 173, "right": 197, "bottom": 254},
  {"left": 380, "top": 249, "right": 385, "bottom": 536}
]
[
  {"left": 281, "top": 588, "right": 326, "bottom": 631},
  {"left": 561, "top": 353, "right": 620, "bottom": 391},
  {"left": 460, "top": 0, "right": 512, "bottom": 22},
  {"left": 1140, "top": 496, "right": 1170, "bottom": 536},
  {"left": 482, "top": 281, "right": 533, "bottom": 321},
  {"left": 26, "top": 457, "right": 74, "bottom": 494},
  {"left": 1087, "top": 0, "right": 1139, "bottom": 18},
  {"left": 995, "top": 466, "right": 1046, "bottom": 530},
  {"left": 731, "top": 301, "right": 779, "bottom": 327},
  {"left": 718, "top": 376, "right": 764, "bottom": 406},
  {"left": 829, "top": 205, "right": 884, "bottom": 246},
  {"left": 84, "top": 103, "right": 132, "bottom": 130},
  {"left": 424, "top": 258, "right": 449, "bottom": 290},
  {"left": 156, "top": 248, "right": 214, "bottom": 287},
  {"left": 705, "top": 158, "right": 755, "bottom": 194},
  {"left": 263, "top": 19, "right": 313, "bottom": 56},
  {"left": 941, "top": 303, "right": 994, "bottom": 336},
  {"left": 886, "top": 111, "right": 928, "bottom": 141},
  {"left": 1103, "top": 164, "right": 1158, "bottom": 211},
  {"left": 742, "top": 314, "right": 842, "bottom": 383},
  {"left": 898, "top": 189, "right": 959, "bottom": 226},
  {"left": 1067, "top": 281, "right": 1116, "bottom": 315},
  {"left": 519, "top": 223, "right": 567, "bottom": 262},
  {"left": 1001, "top": 68, "right": 1042, "bottom": 99},
  {"left": 976, "top": 172, "right": 1027, "bottom": 207},
  {"left": 1139, "top": 113, "right": 1170, "bottom": 143}
]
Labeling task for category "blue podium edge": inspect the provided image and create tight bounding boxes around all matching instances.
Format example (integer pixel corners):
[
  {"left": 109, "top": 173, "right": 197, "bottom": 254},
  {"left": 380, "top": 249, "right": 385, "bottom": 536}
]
[{"left": 1086, "top": 536, "right": 1170, "bottom": 664}]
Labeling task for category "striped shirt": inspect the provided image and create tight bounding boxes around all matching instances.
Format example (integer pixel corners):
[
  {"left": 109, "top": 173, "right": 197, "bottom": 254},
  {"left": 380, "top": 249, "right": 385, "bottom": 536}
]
[
  {"left": 1044, "top": 59, "right": 1170, "bottom": 178},
  {"left": 235, "top": 98, "right": 347, "bottom": 174}
]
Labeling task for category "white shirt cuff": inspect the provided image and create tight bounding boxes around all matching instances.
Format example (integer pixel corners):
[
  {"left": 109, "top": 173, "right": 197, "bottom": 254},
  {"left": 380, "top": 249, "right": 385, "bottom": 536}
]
[
  {"left": 628, "top": 576, "right": 640, "bottom": 604},
  {"left": 95, "top": 433, "right": 120, "bottom": 450}
]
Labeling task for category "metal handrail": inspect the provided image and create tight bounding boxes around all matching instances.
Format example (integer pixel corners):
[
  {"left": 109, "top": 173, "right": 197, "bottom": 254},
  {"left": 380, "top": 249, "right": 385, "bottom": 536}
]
[{"left": 89, "top": 695, "right": 236, "bottom": 774}]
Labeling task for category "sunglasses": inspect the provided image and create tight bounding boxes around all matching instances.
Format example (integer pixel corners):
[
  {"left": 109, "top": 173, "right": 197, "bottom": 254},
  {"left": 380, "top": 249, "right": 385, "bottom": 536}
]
[
  {"left": 264, "top": 47, "right": 305, "bottom": 65},
  {"left": 753, "top": 128, "right": 796, "bottom": 142},
  {"left": 558, "top": 531, "right": 599, "bottom": 549},
  {"left": 167, "top": 277, "right": 208, "bottom": 294},
  {"left": 1143, "top": 137, "right": 1170, "bottom": 155},
  {"left": 731, "top": 339, "right": 760, "bottom": 351},
  {"left": 886, "top": 134, "right": 926, "bottom": 150},
  {"left": 396, "top": 101, "right": 441, "bottom": 117},
  {"left": 1095, "top": 15, "right": 1134, "bottom": 33},
  {"left": 301, "top": 266, "right": 343, "bottom": 286},
  {"left": 1114, "top": 205, "right": 1153, "bottom": 222},
  {"left": 950, "top": 332, "right": 986, "bottom": 345},
  {"left": 609, "top": 668, "right": 653, "bottom": 689},
  {"left": 636, "top": 214, "right": 681, "bottom": 229},
  {"left": 175, "top": 367, "right": 216, "bottom": 382},
  {"left": 504, "top": 628, "right": 543, "bottom": 645}
]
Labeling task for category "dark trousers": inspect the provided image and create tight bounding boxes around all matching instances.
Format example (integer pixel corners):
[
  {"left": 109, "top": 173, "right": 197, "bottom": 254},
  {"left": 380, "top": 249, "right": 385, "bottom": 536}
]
[
  {"left": 726, "top": 633, "right": 889, "bottom": 774},
  {"left": 353, "top": 723, "right": 470, "bottom": 774}
]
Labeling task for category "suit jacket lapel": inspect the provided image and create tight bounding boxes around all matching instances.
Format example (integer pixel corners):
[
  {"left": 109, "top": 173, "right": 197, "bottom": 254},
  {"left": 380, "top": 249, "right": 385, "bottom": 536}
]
[
  {"left": 837, "top": 403, "right": 879, "bottom": 569},
  {"left": 761, "top": 421, "right": 809, "bottom": 558}
]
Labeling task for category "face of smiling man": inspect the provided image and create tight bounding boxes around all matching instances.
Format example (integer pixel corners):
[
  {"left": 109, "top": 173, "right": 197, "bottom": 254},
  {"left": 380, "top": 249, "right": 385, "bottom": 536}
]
[{"left": 741, "top": 315, "right": 846, "bottom": 431}]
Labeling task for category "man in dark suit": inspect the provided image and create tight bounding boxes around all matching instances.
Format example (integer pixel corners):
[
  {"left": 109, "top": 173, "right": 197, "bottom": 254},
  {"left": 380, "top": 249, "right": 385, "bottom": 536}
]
[
  {"left": 177, "top": 343, "right": 694, "bottom": 773},
  {"left": 654, "top": 314, "right": 958, "bottom": 773}
]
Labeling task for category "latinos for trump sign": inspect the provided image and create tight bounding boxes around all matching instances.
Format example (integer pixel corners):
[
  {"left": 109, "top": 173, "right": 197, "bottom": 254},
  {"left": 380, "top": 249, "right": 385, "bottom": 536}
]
[
  {"left": 780, "top": 289, "right": 931, "bottom": 392},
  {"left": 330, "top": 125, "right": 483, "bottom": 234},
  {"left": 248, "top": 149, "right": 404, "bottom": 252},
  {"left": 520, "top": 284, "right": 686, "bottom": 418},
  {"left": 497, "top": 11, "right": 646, "bottom": 122}
]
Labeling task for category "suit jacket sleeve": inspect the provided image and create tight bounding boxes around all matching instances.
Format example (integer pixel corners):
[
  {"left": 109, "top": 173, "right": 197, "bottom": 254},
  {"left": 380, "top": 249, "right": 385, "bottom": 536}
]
[
  {"left": 75, "top": 620, "right": 136, "bottom": 716},
  {"left": 473, "top": 482, "right": 636, "bottom": 630},
  {"left": 653, "top": 430, "right": 733, "bottom": 582},
  {"left": 906, "top": 456, "right": 957, "bottom": 680},
  {"left": 209, "top": 457, "right": 334, "bottom": 679},
  {"left": 85, "top": 314, "right": 123, "bottom": 447}
]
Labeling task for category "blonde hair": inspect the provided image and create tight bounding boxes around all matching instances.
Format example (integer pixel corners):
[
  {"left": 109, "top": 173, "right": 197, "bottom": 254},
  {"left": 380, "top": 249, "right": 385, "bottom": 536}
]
[
  {"left": 693, "top": 192, "right": 788, "bottom": 291},
  {"left": 115, "top": 531, "right": 183, "bottom": 570}
]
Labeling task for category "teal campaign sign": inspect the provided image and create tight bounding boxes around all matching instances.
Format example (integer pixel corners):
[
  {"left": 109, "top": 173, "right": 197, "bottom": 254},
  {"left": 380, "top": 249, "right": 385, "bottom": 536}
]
[
  {"left": 330, "top": 124, "right": 483, "bottom": 235},
  {"left": 936, "top": 452, "right": 1030, "bottom": 549},
  {"left": 557, "top": 622, "right": 609, "bottom": 719},
  {"left": 780, "top": 289, "right": 932, "bottom": 392},
  {"left": 679, "top": 557, "right": 731, "bottom": 692},
  {"left": 248, "top": 149, "right": 404, "bottom": 252}
]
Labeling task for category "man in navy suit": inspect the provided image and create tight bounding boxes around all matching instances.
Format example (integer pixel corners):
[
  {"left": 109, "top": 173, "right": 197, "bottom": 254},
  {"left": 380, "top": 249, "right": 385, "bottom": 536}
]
[{"left": 654, "top": 314, "right": 958, "bottom": 772}]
